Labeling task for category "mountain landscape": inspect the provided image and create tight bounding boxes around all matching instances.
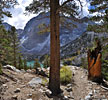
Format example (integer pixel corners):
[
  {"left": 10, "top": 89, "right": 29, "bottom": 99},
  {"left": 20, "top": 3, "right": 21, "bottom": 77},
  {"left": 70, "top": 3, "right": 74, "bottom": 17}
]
[
  {"left": 1, "top": 0, "right": 108, "bottom": 99},
  {"left": 3, "top": 12, "right": 94, "bottom": 60},
  {"left": 3, "top": 12, "right": 108, "bottom": 68},
  {"left": 3, "top": 13, "right": 108, "bottom": 64}
]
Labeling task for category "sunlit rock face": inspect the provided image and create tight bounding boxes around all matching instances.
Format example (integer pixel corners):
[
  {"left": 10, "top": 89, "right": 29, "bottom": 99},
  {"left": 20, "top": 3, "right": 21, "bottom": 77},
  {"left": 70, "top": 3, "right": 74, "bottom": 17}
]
[{"left": 19, "top": 12, "right": 90, "bottom": 59}]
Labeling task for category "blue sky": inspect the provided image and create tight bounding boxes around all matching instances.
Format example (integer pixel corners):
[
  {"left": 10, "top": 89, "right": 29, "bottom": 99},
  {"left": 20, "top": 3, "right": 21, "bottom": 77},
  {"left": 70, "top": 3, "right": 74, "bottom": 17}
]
[{"left": 3, "top": 0, "right": 90, "bottom": 29}]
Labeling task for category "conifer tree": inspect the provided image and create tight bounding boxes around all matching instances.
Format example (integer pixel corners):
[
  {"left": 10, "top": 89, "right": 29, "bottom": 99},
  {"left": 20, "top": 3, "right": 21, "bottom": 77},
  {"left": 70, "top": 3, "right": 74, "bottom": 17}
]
[
  {"left": 0, "top": 25, "right": 22, "bottom": 67},
  {"left": 24, "top": 59, "right": 27, "bottom": 70},
  {"left": 26, "top": 0, "right": 83, "bottom": 95},
  {"left": 8, "top": 26, "right": 20, "bottom": 68},
  {"left": 0, "top": 0, "right": 17, "bottom": 23},
  {"left": 18, "top": 55, "right": 23, "bottom": 70},
  {"left": 0, "top": 25, "right": 11, "bottom": 65},
  {"left": 88, "top": 0, "right": 108, "bottom": 80},
  {"left": 0, "top": 0, "right": 18, "bottom": 66},
  {"left": 88, "top": 0, "right": 108, "bottom": 32}
]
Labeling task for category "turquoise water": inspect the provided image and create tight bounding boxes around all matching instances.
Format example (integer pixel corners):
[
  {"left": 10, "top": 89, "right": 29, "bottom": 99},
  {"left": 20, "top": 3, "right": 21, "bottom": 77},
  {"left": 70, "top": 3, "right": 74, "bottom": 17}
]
[{"left": 27, "top": 61, "right": 44, "bottom": 68}]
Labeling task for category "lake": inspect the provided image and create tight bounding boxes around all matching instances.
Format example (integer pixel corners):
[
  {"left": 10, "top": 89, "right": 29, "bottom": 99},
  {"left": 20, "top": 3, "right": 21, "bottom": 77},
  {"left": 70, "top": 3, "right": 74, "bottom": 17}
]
[{"left": 27, "top": 61, "right": 44, "bottom": 68}]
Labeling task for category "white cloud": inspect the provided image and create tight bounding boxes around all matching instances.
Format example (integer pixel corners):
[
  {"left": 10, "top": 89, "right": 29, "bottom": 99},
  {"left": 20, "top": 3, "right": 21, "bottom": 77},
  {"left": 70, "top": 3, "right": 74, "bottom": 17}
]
[
  {"left": 81, "top": 0, "right": 90, "bottom": 17},
  {"left": 76, "top": 0, "right": 90, "bottom": 18},
  {"left": 3, "top": 0, "right": 36, "bottom": 29}
]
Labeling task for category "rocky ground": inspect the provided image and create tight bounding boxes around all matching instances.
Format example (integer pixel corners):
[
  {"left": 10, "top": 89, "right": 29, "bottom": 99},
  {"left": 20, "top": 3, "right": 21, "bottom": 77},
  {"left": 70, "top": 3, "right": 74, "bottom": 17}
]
[{"left": 0, "top": 65, "right": 108, "bottom": 100}]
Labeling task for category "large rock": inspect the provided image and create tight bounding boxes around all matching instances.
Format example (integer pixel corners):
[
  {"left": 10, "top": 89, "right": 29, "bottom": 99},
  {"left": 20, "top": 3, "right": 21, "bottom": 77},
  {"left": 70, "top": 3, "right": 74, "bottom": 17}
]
[
  {"left": 3, "top": 65, "right": 21, "bottom": 73},
  {"left": 28, "top": 77, "right": 42, "bottom": 87}
]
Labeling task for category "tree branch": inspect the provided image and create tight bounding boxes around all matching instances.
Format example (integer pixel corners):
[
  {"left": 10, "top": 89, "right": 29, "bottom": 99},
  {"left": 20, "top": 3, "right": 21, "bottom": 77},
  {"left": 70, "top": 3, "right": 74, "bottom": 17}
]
[
  {"left": 56, "top": 0, "right": 73, "bottom": 14},
  {"left": 77, "top": 0, "right": 83, "bottom": 12},
  {"left": 56, "top": 0, "right": 83, "bottom": 14}
]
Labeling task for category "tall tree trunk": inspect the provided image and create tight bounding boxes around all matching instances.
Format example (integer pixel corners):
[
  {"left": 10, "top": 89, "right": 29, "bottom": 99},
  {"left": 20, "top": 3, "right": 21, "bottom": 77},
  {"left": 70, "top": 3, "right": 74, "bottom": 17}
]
[{"left": 49, "top": 0, "right": 61, "bottom": 95}]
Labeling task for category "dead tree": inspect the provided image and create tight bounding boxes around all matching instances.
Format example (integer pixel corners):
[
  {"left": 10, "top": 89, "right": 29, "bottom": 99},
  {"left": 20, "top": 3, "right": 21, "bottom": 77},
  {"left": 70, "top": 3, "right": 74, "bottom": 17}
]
[{"left": 88, "top": 40, "right": 102, "bottom": 83}]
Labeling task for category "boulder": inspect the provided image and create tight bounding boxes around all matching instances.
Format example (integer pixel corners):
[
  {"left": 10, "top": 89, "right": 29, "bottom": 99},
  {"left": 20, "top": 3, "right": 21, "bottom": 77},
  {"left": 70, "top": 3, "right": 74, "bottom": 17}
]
[
  {"left": 12, "top": 95, "right": 18, "bottom": 100},
  {"left": 28, "top": 77, "right": 42, "bottom": 87},
  {"left": 3, "top": 65, "right": 21, "bottom": 73}
]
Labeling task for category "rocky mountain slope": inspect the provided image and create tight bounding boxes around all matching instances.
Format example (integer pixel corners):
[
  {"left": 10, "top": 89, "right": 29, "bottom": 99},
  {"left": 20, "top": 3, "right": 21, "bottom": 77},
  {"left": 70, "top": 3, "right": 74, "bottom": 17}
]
[
  {"left": 0, "top": 65, "right": 108, "bottom": 100},
  {"left": 61, "top": 32, "right": 108, "bottom": 66},
  {"left": 19, "top": 13, "right": 92, "bottom": 58},
  {"left": 3, "top": 13, "right": 94, "bottom": 59},
  {"left": 2, "top": 23, "right": 24, "bottom": 39}
]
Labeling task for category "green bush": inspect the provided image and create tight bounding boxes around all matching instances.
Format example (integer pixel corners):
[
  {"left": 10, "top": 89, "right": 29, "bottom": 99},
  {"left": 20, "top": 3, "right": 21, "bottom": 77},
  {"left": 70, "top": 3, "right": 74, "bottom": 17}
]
[
  {"left": 42, "top": 78, "right": 48, "bottom": 86},
  {"left": 60, "top": 66, "right": 72, "bottom": 85}
]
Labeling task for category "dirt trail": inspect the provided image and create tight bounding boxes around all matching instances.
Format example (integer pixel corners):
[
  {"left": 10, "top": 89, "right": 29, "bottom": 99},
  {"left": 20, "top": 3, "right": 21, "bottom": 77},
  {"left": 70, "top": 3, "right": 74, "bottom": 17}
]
[
  {"left": 70, "top": 66, "right": 108, "bottom": 100},
  {"left": 0, "top": 66, "right": 108, "bottom": 100},
  {"left": 71, "top": 67, "right": 89, "bottom": 99}
]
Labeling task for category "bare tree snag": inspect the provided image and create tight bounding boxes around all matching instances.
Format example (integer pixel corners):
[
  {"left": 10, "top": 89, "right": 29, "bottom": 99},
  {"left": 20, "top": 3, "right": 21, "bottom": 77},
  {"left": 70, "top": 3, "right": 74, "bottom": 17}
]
[{"left": 88, "top": 40, "right": 102, "bottom": 83}]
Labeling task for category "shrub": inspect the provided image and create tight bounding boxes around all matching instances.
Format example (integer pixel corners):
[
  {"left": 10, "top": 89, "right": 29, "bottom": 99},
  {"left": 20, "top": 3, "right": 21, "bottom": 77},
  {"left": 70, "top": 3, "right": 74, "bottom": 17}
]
[
  {"left": 60, "top": 66, "right": 72, "bottom": 85},
  {"left": 42, "top": 78, "right": 48, "bottom": 86}
]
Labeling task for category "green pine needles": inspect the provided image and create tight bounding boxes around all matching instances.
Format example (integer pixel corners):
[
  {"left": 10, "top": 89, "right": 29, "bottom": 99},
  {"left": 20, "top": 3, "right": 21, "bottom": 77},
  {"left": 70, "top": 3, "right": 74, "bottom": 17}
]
[{"left": 88, "top": 0, "right": 108, "bottom": 32}]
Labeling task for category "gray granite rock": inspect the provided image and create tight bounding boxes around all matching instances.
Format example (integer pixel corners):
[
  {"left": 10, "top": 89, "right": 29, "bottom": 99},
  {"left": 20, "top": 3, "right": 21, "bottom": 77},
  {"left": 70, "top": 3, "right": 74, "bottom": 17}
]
[{"left": 28, "top": 77, "right": 42, "bottom": 87}]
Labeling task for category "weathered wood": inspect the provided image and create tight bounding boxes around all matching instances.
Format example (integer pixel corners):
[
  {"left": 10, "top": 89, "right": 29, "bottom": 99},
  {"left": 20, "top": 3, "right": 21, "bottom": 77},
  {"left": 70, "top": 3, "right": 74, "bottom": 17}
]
[{"left": 88, "top": 40, "right": 102, "bottom": 83}]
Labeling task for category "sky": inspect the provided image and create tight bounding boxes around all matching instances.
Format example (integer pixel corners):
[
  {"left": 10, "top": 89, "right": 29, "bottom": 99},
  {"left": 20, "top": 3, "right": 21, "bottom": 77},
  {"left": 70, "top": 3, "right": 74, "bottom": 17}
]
[
  {"left": 4, "top": 0, "right": 36, "bottom": 29},
  {"left": 3, "top": 0, "right": 90, "bottom": 29}
]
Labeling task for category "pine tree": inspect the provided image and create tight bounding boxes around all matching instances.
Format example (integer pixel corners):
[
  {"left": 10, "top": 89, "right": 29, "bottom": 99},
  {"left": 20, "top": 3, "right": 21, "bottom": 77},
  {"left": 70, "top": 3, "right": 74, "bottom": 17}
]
[
  {"left": 24, "top": 59, "right": 27, "bottom": 70},
  {"left": 88, "top": 0, "right": 108, "bottom": 32},
  {"left": 88, "top": 0, "right": 108, "bottom": 80},
  {"left": 0, "top": 0, "right": 18, "bottom": 66},
  {"left": 26, "top": 0, "right": 83, "bottom": 95},
  {"left": 8, "top": 26, "right": 20, "bottom": 68},
  {"left": 0, "top": 0, "right": 17, "bottom": 23},
  {"left": 0, "top": 25, "right": 21, "bottom": 67},
  {"left": 0, "top": 25, "right": 11, "bottom": 65},
  {"left": 18, "top": 55, "right": 24, "bottom": 70}
]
